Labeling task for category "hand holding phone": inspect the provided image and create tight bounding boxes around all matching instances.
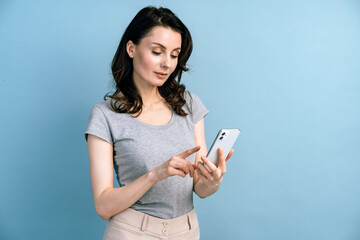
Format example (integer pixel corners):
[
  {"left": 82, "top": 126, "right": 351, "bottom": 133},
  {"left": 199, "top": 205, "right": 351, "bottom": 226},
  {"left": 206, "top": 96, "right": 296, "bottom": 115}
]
[
  {"left": 196, "top": 129, "right": 240, "bottom": 187},
  {"left": 206, "top": 128, "right": 240, "bottom": 167}
]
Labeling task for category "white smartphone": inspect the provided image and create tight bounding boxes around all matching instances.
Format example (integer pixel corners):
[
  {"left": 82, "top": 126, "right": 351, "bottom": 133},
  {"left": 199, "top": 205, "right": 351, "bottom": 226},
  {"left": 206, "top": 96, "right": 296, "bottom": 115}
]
[{"left": 206, "top": 128, "right": 240, "bottom": 167}]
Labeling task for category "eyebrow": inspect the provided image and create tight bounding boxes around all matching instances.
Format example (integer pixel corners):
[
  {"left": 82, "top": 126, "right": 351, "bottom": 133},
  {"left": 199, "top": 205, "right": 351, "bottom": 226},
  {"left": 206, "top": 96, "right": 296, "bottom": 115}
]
[{"left": 151, "top": 42, "right": 181, "bottom": 51}]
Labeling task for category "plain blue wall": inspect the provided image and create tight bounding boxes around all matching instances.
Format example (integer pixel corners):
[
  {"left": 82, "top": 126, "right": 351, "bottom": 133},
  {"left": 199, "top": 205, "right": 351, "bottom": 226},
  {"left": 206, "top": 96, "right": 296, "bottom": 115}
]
[{"left": 1, "top": 0, "right": 360, "bottom": 239}]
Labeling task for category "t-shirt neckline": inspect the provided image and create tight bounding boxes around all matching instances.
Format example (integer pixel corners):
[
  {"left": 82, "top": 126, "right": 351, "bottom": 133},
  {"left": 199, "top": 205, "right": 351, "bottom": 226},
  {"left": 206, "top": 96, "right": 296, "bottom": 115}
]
[{"left": 128, "top": 110, "right": 176, "bottom": 129}]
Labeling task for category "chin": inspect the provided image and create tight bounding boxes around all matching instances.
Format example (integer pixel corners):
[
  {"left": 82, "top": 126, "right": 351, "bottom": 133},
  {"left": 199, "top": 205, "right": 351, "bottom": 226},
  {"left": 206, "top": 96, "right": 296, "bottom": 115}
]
[{"left": 153, "top": 79, "right": 169, "bottom": 87}]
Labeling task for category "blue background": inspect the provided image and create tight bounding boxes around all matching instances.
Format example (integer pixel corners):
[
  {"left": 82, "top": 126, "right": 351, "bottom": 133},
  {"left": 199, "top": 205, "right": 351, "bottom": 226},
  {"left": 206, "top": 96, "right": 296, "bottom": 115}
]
[{"left": 1, "top": 0, "right": 360, "bottom": 239}]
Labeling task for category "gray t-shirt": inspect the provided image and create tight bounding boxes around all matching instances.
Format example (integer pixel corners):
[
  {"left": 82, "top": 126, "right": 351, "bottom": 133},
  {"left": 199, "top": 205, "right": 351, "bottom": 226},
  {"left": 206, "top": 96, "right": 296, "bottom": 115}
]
[{"left": 84, "top": 91, "right": 208, "bottom": 219}]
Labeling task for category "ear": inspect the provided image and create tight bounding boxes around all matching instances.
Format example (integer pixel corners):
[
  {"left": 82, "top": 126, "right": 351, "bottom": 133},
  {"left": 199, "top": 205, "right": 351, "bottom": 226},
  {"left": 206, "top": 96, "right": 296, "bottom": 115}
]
[{"left": 126, "top": 40, "right": 135, "bottom": 58}]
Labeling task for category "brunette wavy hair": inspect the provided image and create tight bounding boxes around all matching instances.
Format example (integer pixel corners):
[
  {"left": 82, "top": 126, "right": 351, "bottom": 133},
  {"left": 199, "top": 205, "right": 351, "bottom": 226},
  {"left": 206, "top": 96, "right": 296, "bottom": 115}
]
[{"left": 104, "top": 6, "right": 193, "bottom": 116}]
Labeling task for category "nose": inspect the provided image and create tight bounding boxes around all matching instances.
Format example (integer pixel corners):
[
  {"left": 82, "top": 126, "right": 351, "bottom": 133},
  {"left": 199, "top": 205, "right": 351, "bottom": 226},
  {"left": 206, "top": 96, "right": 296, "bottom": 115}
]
[{"left": 161, "top": 54, "right": 171, "bottom": 69}]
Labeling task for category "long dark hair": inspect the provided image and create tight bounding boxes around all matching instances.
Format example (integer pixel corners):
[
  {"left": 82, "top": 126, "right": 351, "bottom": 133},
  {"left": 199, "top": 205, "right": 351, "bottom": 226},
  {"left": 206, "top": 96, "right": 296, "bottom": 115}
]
[{"left": 104, "top": 6, "right": 193, "bottom": 116}]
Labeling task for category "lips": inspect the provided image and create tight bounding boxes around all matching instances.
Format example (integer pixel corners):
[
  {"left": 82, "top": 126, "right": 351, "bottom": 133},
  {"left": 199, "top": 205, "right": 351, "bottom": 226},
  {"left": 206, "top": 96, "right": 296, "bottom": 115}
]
[{"left": 154, "top": 72, "right": 168, "bottom": 79}]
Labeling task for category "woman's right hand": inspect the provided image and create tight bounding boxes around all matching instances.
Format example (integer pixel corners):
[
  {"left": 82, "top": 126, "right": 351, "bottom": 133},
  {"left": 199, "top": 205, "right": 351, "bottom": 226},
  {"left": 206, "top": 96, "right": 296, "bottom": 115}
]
[{"left": 149, "top": 146, "right": 201, "bottom": 183}]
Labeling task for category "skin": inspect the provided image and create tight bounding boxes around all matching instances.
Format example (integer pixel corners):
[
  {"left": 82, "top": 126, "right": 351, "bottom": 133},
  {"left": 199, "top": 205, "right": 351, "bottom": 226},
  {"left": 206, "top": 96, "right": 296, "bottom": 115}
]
[{"left": 87, "top": 26, "right": 234, "bottom": 220}]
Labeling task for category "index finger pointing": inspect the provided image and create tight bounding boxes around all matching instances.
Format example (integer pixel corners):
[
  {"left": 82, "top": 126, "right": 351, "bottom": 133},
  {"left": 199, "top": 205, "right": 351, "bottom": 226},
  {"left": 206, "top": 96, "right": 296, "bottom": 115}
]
[{"left": 178, "top": 146, "right": 201, "bottom": 159}]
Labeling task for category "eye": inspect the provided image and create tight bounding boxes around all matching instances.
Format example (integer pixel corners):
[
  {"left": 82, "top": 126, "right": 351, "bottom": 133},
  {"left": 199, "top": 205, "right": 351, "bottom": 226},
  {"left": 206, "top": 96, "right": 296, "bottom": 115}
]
[
  {"left": 171, "top": 55, "right": 178, "bottom": 59},
  {"left": 152, "top": 51, "right": 161, "bottom": 55}
]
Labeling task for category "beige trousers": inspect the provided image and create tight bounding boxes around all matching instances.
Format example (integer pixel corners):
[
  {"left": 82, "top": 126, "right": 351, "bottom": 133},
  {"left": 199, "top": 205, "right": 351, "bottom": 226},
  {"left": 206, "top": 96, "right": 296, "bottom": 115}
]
[{"left": 103, "top": 208, "right": 200, "bottom": 240}]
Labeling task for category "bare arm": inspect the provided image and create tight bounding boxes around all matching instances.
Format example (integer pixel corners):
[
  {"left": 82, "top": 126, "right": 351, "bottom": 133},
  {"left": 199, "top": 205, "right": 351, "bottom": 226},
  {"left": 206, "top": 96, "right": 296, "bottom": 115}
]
[
  {"left": 87, "top": 134, "right": 199, "bottom": 220},
  {"left": 193, "top": 119, "right": 234, "bottom": 198}
]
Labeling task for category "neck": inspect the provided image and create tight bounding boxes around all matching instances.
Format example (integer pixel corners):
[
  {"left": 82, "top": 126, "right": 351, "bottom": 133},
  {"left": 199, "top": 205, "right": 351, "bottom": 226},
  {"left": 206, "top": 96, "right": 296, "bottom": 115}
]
[{"left": 133, "top": 78, "right": 163, "bottom": 108}]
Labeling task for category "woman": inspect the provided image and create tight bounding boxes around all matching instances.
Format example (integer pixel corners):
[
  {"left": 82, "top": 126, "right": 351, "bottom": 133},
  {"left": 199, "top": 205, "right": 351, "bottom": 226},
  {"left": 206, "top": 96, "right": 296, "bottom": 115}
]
[{"left": 84, "top": 6, "right": 234, "bottom": 240}]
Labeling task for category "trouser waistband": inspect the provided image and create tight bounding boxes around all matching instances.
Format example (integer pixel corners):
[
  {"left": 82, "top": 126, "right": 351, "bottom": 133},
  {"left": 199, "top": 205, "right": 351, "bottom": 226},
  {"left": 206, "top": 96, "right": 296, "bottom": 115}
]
[{"left": 109, "top": 208, "right": 198, "bottom": 236}]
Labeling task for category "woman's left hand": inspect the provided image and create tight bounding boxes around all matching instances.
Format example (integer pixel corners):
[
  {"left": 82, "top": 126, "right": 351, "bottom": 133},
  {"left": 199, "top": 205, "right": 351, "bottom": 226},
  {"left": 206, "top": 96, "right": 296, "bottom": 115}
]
[{"left": 196, "top": 147, "right": 234, "bottom": 188}]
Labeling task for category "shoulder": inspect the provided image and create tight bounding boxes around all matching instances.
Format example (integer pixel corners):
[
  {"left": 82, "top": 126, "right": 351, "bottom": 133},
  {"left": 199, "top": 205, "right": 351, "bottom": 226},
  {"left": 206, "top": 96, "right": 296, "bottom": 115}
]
[
  {"left": 184, "top": 91, "right": 203, "bottom": 107},
  {"left": 90, "top": 98, "right": 116, "bottom": 114},
  {"left": 183, "top": 91, "right": 209, "bottom": 123},
  {"left": 184, "top": 90, "right": 199, "bottom": 100},
  {"left": 184, "top": 91, "right": 206, "bottom": 109},
  {"left": 88, "top": 98, "right": 125, "bottom": 121}
]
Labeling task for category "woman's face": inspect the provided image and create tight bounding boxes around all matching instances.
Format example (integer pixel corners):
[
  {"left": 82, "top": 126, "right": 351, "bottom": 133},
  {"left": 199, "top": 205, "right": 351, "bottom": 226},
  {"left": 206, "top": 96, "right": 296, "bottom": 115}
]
[{"left": 127, "top": 26, "right": 182, "bottom": 88}]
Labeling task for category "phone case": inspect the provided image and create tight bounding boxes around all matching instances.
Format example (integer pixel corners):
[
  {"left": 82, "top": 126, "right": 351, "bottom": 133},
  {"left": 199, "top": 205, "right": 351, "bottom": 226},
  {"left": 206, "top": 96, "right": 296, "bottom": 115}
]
[{"left": 206, "top": 128, "right": 240, "bottom": 166}]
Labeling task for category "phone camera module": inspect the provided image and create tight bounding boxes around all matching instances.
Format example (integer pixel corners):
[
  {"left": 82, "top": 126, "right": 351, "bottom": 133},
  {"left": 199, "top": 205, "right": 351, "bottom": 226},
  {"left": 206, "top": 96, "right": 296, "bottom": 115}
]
[
  {"left": 220, "top": 136, "right": 223, "bottom": 140},
  {"left": 222, "top": 132, "right": 226, "bottom": 136}
]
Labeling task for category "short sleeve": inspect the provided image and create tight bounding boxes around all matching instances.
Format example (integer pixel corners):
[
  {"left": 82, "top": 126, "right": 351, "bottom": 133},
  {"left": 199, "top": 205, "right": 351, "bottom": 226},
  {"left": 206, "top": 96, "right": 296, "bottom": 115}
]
[
  {"left": 185, "top": 91, "right": 209, "bottom": 124},
  {"left": 84, "top": 105, "right": 113, "bottom": 145}
]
